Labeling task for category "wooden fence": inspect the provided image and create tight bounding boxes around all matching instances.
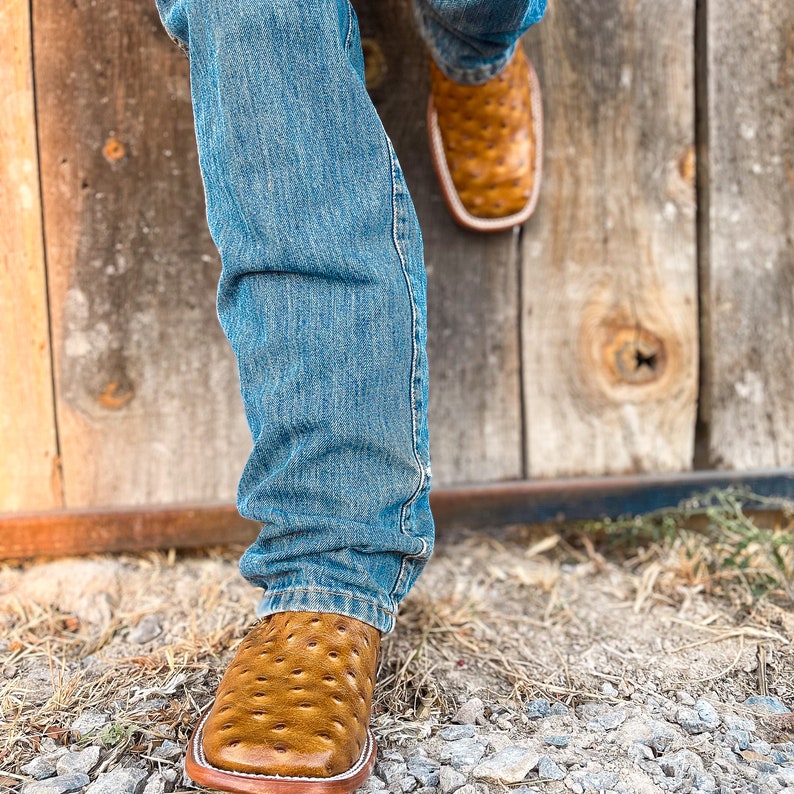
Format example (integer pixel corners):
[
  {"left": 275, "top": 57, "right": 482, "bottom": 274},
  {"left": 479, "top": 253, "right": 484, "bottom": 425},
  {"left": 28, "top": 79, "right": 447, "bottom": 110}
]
[{"left": 1, "top": 1, "right": 792, "bottom": 530}]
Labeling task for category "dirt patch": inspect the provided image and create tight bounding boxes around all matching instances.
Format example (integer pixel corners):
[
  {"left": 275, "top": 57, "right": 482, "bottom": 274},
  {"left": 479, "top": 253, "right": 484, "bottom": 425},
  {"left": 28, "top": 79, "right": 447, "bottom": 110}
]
[{"left": 1, "top": 497, "right": 793, "bottom": 792}]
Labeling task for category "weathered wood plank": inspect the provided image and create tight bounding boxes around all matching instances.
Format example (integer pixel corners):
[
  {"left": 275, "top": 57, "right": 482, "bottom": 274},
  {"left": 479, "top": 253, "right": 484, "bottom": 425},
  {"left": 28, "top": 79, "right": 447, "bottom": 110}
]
[
  {"left": 357, "top": 0, "right": 524, "bottom": 485},
  {"left": 34, "top": 0, "right": 251, "bottom": 506},
  {"left": 700, "top": 0, "right": 794, "bottom": 469},
  {"left": 521, "top": 0, "right": 699, "bottom": 477},
  {"left": 0, "top": 0, "right": 61, "bottom": 510}
]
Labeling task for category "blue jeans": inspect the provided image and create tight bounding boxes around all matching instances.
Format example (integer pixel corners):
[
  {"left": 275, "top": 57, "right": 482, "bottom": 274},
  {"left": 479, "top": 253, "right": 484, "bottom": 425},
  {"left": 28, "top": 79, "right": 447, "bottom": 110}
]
[{"left": 155, "top": 0, "right": 546, "bottom": 633}]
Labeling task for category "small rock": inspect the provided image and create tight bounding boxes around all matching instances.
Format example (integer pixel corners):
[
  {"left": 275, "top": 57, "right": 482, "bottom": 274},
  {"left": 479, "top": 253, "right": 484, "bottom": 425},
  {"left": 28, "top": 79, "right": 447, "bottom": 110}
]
[
  {"left": 38, "top": 739, "right": 60, "bottom": 754},
  {"left": 453, "top": 698, "right": 485, "bottom": 725},
  {"left": 677, "top": 691, "right": 696, "bottom": 706},
  {"left": 84, "top": 768, "right": 147, "bottom": 794},
  {"left": 777, "top": 743, "right": 794, "bottom": 762},
  {"left": 359, "top": 777, "right": 387, "bottom": 793},
  {"left": 658, "top": 749, "right": 716, "bottom": 792},
  {"left": 724, "top": 729, "right": 751, "bottom": 751},
  {"left": 454, "top": 786, "right": 478, "bottom": 794},
  {"left": 21, "top": 757, "right": 59, "bottom": 781},
  {"left": 575, "top": 702, "right": 609, "bottom": 722},
  {"left": 21, "top": 775, "right": 90, "bottom": 794},
  {"left": 407, "top": 755, "right": 440, "bottom": 788},
  {"left": 142, "top": 773, "right": 166, "bottom": 794},
  {"left": 567, "top": 770, "right": 619, "bottom": 792},
  {"left": 128, "top": 614, "right": 162, "bottom": 644},
  {"left": 362, "top": 777, "right": 388, "bottom": 793},
  {"left": 160, "top": 769, "right": 178, "bottom": 784},
  {"left": 600, "top": 683, "right": 619, "bottom": 698},
  {"left": 70, "top": 712, "right": 109, "bottom": 736},
  {"left": 537, "top": 756, "right": 566, "bottom": 781},
  {"left": 725, "top": 715, "right": 756, "bottom": 733},
  {"left": 376, "top": 759, "right": 408, "bottom": 785},
  {"left": 55, "top": 746, "right": 100, "bottom": 776},
  {"left": 151, "top": 740, "right": 182, "bottom": 760},
  {"left": 695, "top": 699, "right": 721, "bottom": 728},
  {"left": 472, "top": 746, "right": 538, "bottom": 784},
  {"left": 397, "top": 775, "right": 417, "bottom": 792},
  {"left": 778, "top": 769, "right": 794, "bottom": 787},
  {"left": 439, "top": 737, "right": 487, "bottom": 770},
  {"left": 586, "top": 709, "right": 626, "bottom": 732},
  {"left": 549, "top": 702, "right": 570, "bottom": 717},
  {"left": 543, "top": 735, "right": 570, "bottom": 747},
  {"left": 749, "top": 739, "right": 773, "bottom": 756},
  {"left": 676, "top": 699, "right": 720, "bottom": 734},
  {"left": 642, "top": 721, "right": 678, "bottom": 753},
  {"left": 744, "top": 695, "right": 789, "bottom": 715},
  {"left": 440, "top": 725, "right": 476, "bottom": 741},
  {"left": 438, "top": 766, "right": 467, "bottom": 794},
  {"left": 525, "top": 699, "right": 550, "bottom": 720},
  {"left": 627, "top": 742, "right": 654, "bottom": 764},
  {"left": 771, "top": 748, "right": 790, "bottom": 765}
]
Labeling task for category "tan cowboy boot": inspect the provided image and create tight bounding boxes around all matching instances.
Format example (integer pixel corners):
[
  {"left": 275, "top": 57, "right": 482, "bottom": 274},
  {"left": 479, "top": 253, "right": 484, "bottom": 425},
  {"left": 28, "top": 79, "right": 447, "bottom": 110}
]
[
  {"left": 186, "top": 611, "right": 380, "bottom": 794},
  {"left": 427, "top": 46, "right": 543, "bottom": 232}
]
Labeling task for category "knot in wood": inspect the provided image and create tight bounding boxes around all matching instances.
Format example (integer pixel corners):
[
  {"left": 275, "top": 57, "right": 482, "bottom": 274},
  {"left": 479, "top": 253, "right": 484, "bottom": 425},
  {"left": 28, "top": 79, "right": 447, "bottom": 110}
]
[
  {"left": 97, "top": 380, "right": 135, "bottom": 409},
  {"left": 361, "top": 39, "right": 386, "bottom": 91},
  {"left": 102, "top": 137, "right": 126, "bottom": 162},
  {"left": 603, "top": 326, "right": 666, "bottom": 385}
]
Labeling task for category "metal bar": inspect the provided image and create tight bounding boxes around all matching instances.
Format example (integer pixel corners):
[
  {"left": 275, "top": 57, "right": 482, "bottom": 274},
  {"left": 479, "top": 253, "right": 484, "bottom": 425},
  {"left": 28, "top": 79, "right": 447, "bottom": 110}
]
[{"left": 2, "top": 468, "right": 793, "bottom": 559}]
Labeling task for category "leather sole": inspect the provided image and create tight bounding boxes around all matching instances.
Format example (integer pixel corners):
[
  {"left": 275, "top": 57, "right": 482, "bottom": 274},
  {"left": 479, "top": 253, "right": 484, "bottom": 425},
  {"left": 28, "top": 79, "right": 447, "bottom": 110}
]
[
  {"left": 427, "top": 55, "right": 544, "bottom": 233},
  {"left": 186, "top": 704, "right": 378, "bottom": 794}
]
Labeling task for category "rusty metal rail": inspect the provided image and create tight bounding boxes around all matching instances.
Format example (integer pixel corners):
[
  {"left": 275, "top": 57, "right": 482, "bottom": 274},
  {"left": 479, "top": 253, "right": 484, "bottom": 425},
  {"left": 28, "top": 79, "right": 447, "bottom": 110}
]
[{"left": 2, "top": 468, "right": 793, "bottom": 560}]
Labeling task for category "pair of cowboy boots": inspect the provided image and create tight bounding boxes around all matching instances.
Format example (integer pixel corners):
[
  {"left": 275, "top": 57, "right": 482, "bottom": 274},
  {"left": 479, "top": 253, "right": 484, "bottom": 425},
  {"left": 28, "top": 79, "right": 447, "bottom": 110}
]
[{"left": 187, "top": 47, "right": 542, "bottom": 794}]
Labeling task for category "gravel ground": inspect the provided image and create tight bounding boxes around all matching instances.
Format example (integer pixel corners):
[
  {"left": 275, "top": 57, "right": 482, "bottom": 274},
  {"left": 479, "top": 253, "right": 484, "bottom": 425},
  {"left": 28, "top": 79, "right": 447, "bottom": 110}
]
[{"left": 2, "top": 511, "right": 793, "bottom": 794}]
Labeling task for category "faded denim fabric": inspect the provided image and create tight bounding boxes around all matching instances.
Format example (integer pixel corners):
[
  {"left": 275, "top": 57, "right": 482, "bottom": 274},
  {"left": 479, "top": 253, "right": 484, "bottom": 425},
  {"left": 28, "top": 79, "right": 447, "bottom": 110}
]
[
  {"left": 154, "top": 0, "right": 545, "bottom": 632},
  {"left": 414, "top": 0, "right": 548, "bottom": 84}
]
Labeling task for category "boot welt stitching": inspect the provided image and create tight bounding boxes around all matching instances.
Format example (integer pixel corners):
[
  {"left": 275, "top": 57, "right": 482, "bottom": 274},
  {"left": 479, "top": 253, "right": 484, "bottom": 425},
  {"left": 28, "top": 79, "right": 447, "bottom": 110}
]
[
  {"left": 428, "top": 56, "right": 544, "bottom": 231},
  {"left": 191, "top": 705, "right": 376, "bottom": 782}
]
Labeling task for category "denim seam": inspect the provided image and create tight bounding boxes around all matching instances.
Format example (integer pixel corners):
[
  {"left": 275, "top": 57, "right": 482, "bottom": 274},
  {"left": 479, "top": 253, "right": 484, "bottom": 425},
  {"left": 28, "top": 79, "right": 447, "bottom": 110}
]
[
  {"left": 260, "top": 587, "right": 397, "bottom": 619},
  {"left": 344, "top": 1, "right": 354, "bottom": 54},
  {"left": 385, "top": 136, "right": 427, "bottom": 600}
]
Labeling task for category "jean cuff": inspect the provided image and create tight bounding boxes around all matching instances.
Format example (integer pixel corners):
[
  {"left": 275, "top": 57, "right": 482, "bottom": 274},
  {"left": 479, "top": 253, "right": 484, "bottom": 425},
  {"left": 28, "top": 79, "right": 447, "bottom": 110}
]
[
  {"left": 428, "top": 44, "right": 517, "bottom": 86},
  {"left": 255, "top": 587, "right": 398, "bottom": 634}
]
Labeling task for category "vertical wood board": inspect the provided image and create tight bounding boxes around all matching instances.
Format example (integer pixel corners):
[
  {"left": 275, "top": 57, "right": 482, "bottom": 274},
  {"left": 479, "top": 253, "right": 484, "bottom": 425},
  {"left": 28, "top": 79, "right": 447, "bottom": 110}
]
[
  {"left": 701, "top": 0, "right": 794, "bottom": 469},
  {"left": 521, "top": 0, "right": 699, "bottom": 477},
  {"left": 357, "top": 0, "right": 524, "bottom": 486},
  {"left": 33, "top": 0, "right": 251, "bottom": 507},
  {"left": 0, "top": 0, "right": 61, "bottom": 510}
]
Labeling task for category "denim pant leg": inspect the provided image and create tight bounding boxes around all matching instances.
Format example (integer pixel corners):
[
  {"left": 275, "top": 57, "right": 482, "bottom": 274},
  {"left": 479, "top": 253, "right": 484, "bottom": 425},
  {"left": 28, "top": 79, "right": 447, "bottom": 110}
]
[
  {"left": 413, "top": 0, "right": 548, "bottom": 84},
  {"left": 155, "top": 0, "right": 433, "bottom": 633}
]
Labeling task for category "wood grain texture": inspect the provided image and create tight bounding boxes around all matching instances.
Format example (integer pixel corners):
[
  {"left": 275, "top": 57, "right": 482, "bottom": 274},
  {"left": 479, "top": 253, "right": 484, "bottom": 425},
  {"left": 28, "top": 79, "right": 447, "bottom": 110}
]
[
  {"left": 33, "top": 0, "right": 251, "bottom": 506},
  {"left": 0, "top": 0, "right": 61, "bottom": 510},
  {"left": 700, "top": 0, "right": 794, "bottom": 469},
  {"left": 520, "top": 0, "right": 699, "bottom": 477},
  {"left": 356, "top": 0, "right": 524, "bottom": 485}
]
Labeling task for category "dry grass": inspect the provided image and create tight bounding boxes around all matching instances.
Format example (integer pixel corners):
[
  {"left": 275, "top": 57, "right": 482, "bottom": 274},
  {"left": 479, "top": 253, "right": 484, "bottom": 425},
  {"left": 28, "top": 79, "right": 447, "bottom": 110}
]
[{"left": 578, "top": 487, "right": 794, "bottom": 607}]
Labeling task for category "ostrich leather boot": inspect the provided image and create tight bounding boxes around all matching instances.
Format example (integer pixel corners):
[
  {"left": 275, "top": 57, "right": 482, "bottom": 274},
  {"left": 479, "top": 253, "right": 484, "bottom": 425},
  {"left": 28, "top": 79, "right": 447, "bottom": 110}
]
[
  {"left": 427, "top": 46, "right": 543, "bottom": 232},
  {"left": 186, "top": 611, "right": 380, "bottom": 794}
]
